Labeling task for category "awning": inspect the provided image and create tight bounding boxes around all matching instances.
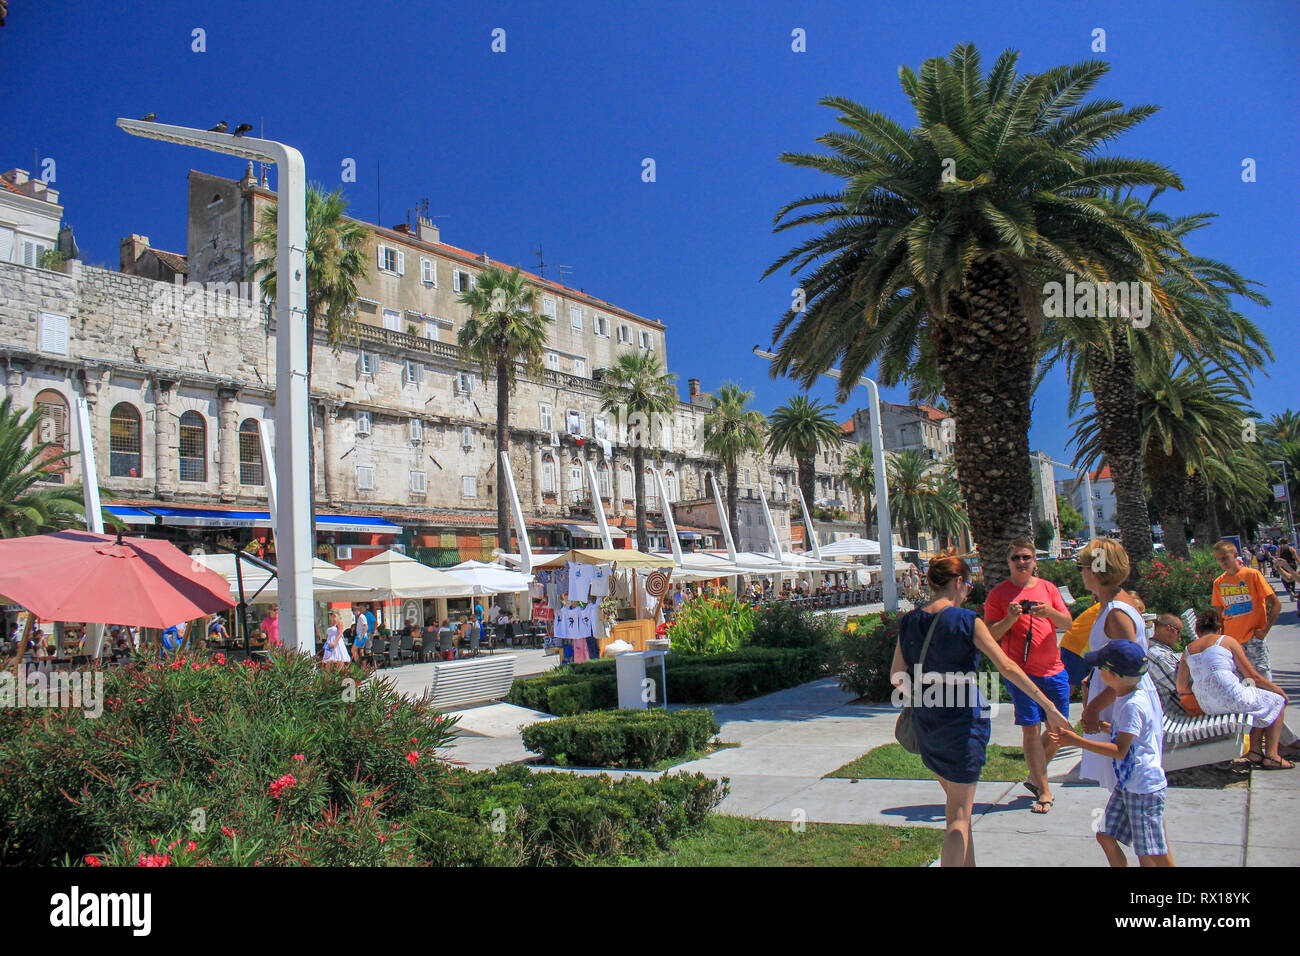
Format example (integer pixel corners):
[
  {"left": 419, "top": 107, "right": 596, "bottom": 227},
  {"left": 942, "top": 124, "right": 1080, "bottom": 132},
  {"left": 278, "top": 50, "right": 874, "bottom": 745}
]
[
  {"left": 104, "top": 506, "right": 400, "bottom": 534},
  {"left": 560, "top": 522, "right": 626, "bottom": 539},
  {"left": 533, "top": 548, "right": 674, "bottom": 570}
]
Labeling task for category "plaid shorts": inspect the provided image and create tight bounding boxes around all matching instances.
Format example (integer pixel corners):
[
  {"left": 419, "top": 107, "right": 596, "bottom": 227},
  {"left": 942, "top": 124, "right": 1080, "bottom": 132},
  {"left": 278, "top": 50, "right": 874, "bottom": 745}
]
[
  {"left": 1241, "top": 638, "right": 1272, "bottom": 680},
  {"left": 1102, "top": 787, "right": 1168, "bottom": 857}
]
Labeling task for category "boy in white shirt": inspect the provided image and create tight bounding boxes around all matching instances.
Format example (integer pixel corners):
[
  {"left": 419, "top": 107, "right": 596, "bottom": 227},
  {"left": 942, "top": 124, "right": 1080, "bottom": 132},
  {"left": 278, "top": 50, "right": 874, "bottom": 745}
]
[{"left": 1054, "top": 640, "right": 1174, "bottom": 867}]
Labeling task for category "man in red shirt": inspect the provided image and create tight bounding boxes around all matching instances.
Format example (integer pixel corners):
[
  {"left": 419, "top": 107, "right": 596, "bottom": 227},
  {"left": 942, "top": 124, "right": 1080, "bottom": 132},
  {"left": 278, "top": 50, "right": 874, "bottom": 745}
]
[{"left": 985, "top": 539, "right": 1073, "bottom": 813}]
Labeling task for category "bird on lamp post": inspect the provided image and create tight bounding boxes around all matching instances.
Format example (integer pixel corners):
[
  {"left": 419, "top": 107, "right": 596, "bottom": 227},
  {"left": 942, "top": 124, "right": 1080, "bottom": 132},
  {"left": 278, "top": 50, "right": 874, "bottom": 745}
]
[
  {"left": 233, "top": 123, "right": 253, "bottom": 137},
  {"left": 208, "top": 121, "right": 228, "bottom": 133}
]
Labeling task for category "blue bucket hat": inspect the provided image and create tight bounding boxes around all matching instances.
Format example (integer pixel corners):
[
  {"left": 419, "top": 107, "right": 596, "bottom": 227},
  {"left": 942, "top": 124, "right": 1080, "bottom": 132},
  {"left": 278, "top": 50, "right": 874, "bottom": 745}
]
[{"left": 1082, "top": 639, "right": 1148, "bottom": 678}]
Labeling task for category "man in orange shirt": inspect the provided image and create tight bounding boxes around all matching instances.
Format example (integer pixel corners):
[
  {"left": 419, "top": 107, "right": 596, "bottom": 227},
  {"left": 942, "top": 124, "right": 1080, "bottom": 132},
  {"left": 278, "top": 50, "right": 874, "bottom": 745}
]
[{"left": 1211, "top": 539, "right": 1280, "bottom": 680}]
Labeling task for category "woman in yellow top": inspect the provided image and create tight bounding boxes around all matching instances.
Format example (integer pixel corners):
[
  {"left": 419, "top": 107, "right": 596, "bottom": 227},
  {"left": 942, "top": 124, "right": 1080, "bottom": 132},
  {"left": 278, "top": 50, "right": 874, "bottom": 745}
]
[{"left": 1059, "top": 602, "right": 1101, "bottom": 688}]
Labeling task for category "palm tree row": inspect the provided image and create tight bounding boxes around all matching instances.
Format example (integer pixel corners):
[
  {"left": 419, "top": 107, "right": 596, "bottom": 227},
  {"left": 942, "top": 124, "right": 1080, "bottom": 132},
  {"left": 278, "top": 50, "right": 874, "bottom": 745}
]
[{"left": 764, "top": 42, "right": 1272, "bottom": 586}]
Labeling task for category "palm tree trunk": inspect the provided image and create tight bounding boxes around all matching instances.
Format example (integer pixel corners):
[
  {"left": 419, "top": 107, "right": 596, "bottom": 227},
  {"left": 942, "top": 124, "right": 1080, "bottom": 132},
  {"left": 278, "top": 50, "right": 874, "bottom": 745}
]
[
  {"left": 1187, "top": 471, "right": 1212, "bottom": 549},
  {"left": 1088, "top": 336, "right": 1153, "bottom": 579},
  {"left": 797, "top": 457, "right": 815, "bottom": 515},
  {"left": 1150, "top": 459, "right": 1190, "bottom": 558},
  {"left": 932, "top": 258, "right": 1033, "bottom": 590},
  {"left": 633, "top": 443, "right": 647, "bottom": 552},
  {"left": 496, "top": 356, "right": 511, "bottom": 550}
]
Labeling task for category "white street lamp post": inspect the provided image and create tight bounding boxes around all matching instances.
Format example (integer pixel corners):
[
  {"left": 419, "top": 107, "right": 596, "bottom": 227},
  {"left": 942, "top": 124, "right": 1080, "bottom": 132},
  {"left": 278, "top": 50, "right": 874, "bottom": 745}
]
[
  {"left": 1041, "top": 455, "right": 1097, "bottom": 542},
  {"left": 753, "top": 349, "right": 896, "bottom": 611},
  {"left": 1269, "top": 460, "right": 1296, "bottom": 546},
  {"left": 117, "top": 119, "right": 312, "bottom": 654}
]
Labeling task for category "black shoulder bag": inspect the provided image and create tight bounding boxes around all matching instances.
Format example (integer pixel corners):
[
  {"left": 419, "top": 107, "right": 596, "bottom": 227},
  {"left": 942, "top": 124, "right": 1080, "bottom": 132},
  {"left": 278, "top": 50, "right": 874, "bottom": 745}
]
[{"left": 895, "top": 607, "right": 945, "bottom": 754}]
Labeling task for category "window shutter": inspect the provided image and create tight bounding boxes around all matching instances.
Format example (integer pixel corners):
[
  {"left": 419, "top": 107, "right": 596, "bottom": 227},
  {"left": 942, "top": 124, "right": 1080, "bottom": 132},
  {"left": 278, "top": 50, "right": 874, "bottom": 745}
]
[
  {"left": 410, "top": 418, "right": 423, "bottom": 443},
  {"left": 410, "top": 470, "right": 426, "bottom": 493},
  {"left": 357, "top": 464, "right": 375, "bottom": 490},
  {"left": 396, "top": 250, "right": 405, "bottom": 275},
  {"left": 461, "top": 426, "right": 473, "bottom": 449},
  {"left": 377, "top": 245, "right": 386, "bottom": 269},
  {"left": 39, "top": 313, "right": 68, "bottom": 355}
]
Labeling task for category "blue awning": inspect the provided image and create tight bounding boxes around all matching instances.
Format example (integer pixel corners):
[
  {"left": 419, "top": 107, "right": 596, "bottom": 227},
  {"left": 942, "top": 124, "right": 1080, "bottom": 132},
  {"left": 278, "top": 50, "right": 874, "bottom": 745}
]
[{"left": 104, "top": 506, "right": 400, "bottom": 534}]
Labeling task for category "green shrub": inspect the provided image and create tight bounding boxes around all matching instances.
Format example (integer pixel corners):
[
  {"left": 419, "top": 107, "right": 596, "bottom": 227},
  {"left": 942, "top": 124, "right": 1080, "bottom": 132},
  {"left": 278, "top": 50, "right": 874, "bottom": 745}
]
[
  {"left": 749, "top": 602, "right": 842, "bottom": 649},
  {"left": 832, "top": 612, "right": 900, "bottom": 701},
  {"left": 521, "top": 709, "right": 720, "bottom": 768},
  {"left": 507, "top": 647, "right": 827, "bottom": 714},
  {"left": 666, "top": 590, "right": 756, "bottom": 655},
  {"left": 0, "top": 651, "right": 458, "bottom": 866},
  {"left": 414, "top": 763, "right": 727, "bottom": 865},
  {"left": 1133, "top": 550, "right": 1220, "bottom": 615}
]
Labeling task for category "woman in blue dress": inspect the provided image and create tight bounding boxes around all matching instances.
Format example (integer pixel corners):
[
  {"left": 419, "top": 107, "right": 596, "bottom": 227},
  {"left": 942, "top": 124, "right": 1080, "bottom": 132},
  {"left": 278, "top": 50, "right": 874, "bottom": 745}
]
[{"left": 892, "top": 556, "right": 1071, "bottom": 866}]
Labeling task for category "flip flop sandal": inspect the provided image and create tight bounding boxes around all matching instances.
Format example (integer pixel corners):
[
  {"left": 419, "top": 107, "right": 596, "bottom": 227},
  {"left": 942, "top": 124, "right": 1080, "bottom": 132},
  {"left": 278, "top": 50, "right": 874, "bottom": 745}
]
[
  {"left": 1030, "top": 798, "right": 1054, "bottom": 814},
  {"left": 1023, "top": 781, "right": 1041, "bottom": 799},
  {"left": 1235, "top": 750, "right": 1265, "bottom": 765},
  {"left": 1260, "top": 756, "right": 1296, "bottom": 770}
]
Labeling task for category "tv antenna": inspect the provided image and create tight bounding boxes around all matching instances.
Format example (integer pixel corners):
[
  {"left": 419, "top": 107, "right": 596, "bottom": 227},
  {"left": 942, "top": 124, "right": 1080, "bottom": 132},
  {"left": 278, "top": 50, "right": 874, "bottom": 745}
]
[
  {"left": 557, "top": 264, "right": 574, "bottom": 285},
  {"left": 533, "top": 244, "right": 547, "bottom": 277}
]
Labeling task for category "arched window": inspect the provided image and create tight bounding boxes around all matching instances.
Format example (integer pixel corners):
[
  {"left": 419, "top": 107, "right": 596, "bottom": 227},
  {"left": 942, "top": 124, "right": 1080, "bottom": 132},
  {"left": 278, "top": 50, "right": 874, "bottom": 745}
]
[
  {"left": 665, "top": 471, "right": 678, "bottom": 503},
  {"left": 541, "top": 453, "right": 556, "bottom": 494},
  {"left": 33, "top": 389, "right": 70, "bottom": 484},
  {"left": 597, "top": 461, "right": 611, "bottom": 500},
  {"left": 239, "top": 419, "right": 264, "bottom": 486},
  {"left": 178, "top": 410, "right": 207, "bottom": 482},
  {"left": 775, "top": 477, "right": 786, "bottom": 501},
  {"left": 619, "top": 464, "right": 633, "bottom": 502},
  {"left": 644, "top": 469, "right": 659, "bottom": 511},
  {"left": 109, "top": 403, "right": 142, "bottom": 478}
]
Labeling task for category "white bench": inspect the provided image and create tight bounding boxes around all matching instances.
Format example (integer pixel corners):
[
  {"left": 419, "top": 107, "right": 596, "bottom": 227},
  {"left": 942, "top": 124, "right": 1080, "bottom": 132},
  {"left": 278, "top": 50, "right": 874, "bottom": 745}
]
[
  {"left": 425, "top": 655, "right": 517, "bottom": 712},
  {"left": 1162, "top": 712, "right": 1250, "bottom": 771}
]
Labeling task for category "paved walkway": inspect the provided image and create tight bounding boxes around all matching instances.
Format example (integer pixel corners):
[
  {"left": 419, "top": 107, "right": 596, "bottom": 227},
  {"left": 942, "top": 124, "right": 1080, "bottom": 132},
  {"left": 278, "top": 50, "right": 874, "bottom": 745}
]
[{"left": 429, "top": 586, "right": 1299, "bottom": 865}]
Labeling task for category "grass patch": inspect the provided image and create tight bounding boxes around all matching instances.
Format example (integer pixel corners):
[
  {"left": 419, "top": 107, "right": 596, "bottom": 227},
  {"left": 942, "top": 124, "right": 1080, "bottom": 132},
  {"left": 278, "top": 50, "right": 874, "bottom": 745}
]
[
  {"left": 826, "top": 743, "right": 1028, "bottom": 782},
  {"left": 616, "top": 815, "right": 942, "bottom": 867}
]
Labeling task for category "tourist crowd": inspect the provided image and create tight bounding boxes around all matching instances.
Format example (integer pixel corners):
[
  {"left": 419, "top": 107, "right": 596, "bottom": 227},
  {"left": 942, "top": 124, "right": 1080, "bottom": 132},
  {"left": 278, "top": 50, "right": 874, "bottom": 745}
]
[{"left": 894, "top": 536, "right": 1295, "bottom": 868}]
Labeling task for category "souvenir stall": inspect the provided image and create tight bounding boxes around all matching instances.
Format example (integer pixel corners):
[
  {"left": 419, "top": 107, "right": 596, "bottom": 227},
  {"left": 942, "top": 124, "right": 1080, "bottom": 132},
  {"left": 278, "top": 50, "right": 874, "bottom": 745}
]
[{"left": 531, "top": 549, "right": 675, "bottom": 661}]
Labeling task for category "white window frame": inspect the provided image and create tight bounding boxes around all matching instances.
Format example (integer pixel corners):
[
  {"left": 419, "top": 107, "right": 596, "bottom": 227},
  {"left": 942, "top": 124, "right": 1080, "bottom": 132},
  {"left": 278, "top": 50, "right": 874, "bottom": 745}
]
[
  {"left": 39, "top": 312, "right": 69, "bottom": 355},
  {"left": 569, "top": 305, "right": 583, "bottom": 331},
  {"left": 617, "top": 324, "right": 630, "bottom": 344},
  {"left": 409, "top": 470, "right": 427, "bottom": 494},
  {"left": 539, "top": 403, "right": 553, "bottom": 432},
  {"left": 542, "top": 297, "right": 557, "bottom": 319},
  {"left": 409, "top": 418, "right": 423, "bottom": 443},
  {"left": 462, "top": 475, "right": 478, "bottom": 498},
  {"left": 359, "top": 351, "right": 375, "bottom": 378},
  {"left": 546, "top": 353, "right": 559, "bottom": 370},
  {"left": 573, "top": 358, "right": 587, "bottom": 377},
  {"left": 420, "top": 257, "right": 437, "bottom": 286},
  {"left": 541, "top": 456, "right": 557, "bottom": 495},
  {"left": 456, "top": 371, "right": 473, "bottom": 394},
  {"left": 639, "top": 329, "right": 654, "bottom": 350},
  {"left": 377, "top": 244, "right": 404, "bottom": 275},
  {"left": 383, "top": 309, "right": 401, "bottom": 331},
  {"left": 460, "top": 426, "right": 474, "bottom": 450},
  {"left": 356, "top": 464, "right": 376, "bottom": 490},
  {"left": 22, "top": 238, "right": 51, "bottom": 268},
  {"left": 405, "top": 360, "right": 423, "bottom": 385},
  {"left": 595, "top": 315, "right": 609, "bottom": 337},
  {"left": 355, "top": 410, "right": 372, "bottom": 436}
]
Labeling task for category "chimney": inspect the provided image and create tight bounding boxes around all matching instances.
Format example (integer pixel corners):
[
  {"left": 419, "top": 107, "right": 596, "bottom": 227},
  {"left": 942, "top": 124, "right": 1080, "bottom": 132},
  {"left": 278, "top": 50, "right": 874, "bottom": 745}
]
[
  {"left": 417, "top": 215, "right": 440, "bottom": 244},
  {"left": 7, "top": 168, "right": 30, "bottom": 186},
  {"left": 479, "top": 252, "right": 490, "bottom": 264},
  {"left": 120, "top": 234, "right": 150, "bottom": 273},
  {"left": 688, "top": 379, "right": 700, "bottom": 399}
]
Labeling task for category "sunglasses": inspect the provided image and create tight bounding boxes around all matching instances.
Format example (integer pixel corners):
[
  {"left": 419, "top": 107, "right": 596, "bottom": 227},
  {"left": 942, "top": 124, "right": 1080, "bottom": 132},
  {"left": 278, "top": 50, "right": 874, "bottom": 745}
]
[{"left": 1011, "top": 555, "right": 1034, "bottom": 563}]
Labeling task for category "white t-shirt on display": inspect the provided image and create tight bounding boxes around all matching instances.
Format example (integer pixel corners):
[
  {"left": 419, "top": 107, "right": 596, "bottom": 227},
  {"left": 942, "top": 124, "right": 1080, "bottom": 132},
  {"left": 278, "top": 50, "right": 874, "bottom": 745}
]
[
  {"left": 569, "top": 563, "right": 595, "bottom": 602},
  {"left": 589, "top": 565, "right": 611, "bottom": 597}
]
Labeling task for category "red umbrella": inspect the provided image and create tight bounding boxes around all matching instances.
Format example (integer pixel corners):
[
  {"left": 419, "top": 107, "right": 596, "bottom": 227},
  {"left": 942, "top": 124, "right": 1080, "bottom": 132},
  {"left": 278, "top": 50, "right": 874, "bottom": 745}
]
[{"left": 0, "top": 531, "right": 234, "bottom": 628}]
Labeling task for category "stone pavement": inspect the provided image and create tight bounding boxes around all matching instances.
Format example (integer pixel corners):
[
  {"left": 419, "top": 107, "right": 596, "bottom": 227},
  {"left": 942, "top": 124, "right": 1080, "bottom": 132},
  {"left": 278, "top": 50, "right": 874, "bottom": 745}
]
[{"left": 426, "top": 587, "right": 1300, "bottom": 865}]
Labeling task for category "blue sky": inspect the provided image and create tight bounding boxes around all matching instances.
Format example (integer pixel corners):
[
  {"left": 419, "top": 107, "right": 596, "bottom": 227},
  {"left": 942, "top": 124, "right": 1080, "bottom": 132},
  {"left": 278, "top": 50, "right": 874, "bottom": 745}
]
[{"left": 6, "top": 0, "right": 1297, "bottom": 469}]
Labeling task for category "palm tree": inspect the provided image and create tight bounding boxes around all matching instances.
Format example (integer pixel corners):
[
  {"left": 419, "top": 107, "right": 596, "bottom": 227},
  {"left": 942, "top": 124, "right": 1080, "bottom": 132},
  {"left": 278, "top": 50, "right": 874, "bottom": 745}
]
[
  {"left": 1041, "top": 191, "right": 1271, "bottom": 571},
  {"left": 766, "top": 395, "right": 843, "bottom": 513},
  {"left": 1262, "top": 410, "right": 1300, "bottom": 445},
  {"left": 764, "top": 43, "right": 1179, "bottom": 587},
  {"left": 0, "top": 396, "right": 90, "bottom": 538},
  {"left": 599, "top": 351, "right": 678, "bottom": 552},
  {"left": 885, "top": 449, "right": 968, "bottom": 552},
  {"left": 702, "top": 383, "right": 767, "bottom": 537},
  {"left": 929, "top": 465, "right": 971, "bottom": 551},
  {"left": 842, "top": 443, "right": 876, "bottom": 538},
  {"left": 457, "top": 266, "right": 552, "bottom": 548},
  {"left": 1072, "top": 363, "right": 1254, "bottom": 558},
  {"left": 253, "top": 183, "right": 370, "bottom": 546}
]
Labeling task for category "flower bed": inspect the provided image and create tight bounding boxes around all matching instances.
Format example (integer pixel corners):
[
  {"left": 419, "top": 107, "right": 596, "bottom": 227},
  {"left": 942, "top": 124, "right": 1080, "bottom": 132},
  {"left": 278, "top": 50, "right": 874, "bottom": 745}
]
[
  {"left": 0, "top": 652, "right": 725, "bottom": 866},
  {"left": 665, "top": 590, "right": 756, "bottom": 655},
  {"left": 521, "top": 709, "right": 721, "bottom": 768},
  {"left": 1132, "top": 551, "right": 1220, "bottom": 615}
]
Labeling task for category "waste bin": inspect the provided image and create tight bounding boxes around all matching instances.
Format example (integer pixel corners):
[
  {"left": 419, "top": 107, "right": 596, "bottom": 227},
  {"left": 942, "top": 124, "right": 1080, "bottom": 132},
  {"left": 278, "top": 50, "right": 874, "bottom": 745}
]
[{"left": 615, "top": 649, "right": 668, "bottom": 709}]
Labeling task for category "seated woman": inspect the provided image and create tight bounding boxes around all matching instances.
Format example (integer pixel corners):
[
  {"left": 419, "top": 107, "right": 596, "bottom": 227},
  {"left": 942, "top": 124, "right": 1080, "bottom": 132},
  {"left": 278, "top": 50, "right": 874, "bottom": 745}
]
[{"left": 1179, "top": 607, "right": 1292, "bottom": 769}]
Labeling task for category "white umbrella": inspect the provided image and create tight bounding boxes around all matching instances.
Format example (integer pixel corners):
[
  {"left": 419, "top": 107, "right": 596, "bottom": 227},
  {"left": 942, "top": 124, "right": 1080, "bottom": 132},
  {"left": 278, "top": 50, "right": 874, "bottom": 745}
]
[
  {"left": 192, "top": 552, "right": 375, "bottom": 605},
  {"left": 334, "top": 549, "right": 477, "bottom": 599},
  {"left": 445, "top": 560, "right": 534, "bottom": 595}
]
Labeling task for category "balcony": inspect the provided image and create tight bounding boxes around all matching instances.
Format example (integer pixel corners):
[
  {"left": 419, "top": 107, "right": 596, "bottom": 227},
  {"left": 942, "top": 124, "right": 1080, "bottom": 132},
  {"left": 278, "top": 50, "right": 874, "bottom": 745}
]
[{"left": 312, "top": 315, "right": 463, "bottom": 361}]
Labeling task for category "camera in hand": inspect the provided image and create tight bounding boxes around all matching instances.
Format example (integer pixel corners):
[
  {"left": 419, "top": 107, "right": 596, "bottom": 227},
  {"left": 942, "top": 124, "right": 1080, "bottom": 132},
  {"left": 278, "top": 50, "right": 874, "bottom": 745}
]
[{"left": 1018, "top": 599, "right": 1037, "bottom": 613}]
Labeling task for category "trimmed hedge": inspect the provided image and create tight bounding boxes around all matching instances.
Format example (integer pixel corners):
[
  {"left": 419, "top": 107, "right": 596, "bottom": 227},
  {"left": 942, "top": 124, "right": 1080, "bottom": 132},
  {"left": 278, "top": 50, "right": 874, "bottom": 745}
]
[
  {"left": 521, "top": 709, "right": 720, "bottom": 768},
  {"left": 409, "top": 763, "right": 728, "bottom": 865},
  {"left": 507, "top": 646, "right": 827, "bottom": 715}
]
